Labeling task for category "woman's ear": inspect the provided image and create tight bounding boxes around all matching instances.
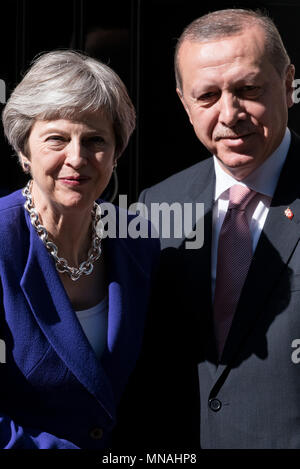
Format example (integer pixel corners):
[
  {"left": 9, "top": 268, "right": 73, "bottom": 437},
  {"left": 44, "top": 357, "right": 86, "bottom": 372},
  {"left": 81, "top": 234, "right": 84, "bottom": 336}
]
[{"left": 19, "top": 153, "right": 31, "bottom": 174}]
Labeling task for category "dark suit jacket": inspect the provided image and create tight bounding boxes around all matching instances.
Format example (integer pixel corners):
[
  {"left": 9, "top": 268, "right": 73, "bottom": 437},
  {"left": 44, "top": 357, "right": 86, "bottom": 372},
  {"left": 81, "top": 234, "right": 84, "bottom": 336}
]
[
  {"left": 0, "top": 189, "right": 160, "bottom": 449},
  {"left": 116, "top": 130, "right": 300, "bottom": 449}
]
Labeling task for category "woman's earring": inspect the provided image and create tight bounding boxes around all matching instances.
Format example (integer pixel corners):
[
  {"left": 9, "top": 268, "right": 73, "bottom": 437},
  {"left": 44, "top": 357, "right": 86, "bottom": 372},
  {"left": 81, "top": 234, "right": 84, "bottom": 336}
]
[{"left": 23, "top": 162, "right": 31, "bottom": 173}]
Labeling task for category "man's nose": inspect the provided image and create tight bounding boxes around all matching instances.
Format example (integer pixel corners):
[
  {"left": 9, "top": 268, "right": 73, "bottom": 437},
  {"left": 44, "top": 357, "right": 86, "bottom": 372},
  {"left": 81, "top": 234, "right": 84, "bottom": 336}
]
[
  {"left": 65, "top": 140, "right": 88, "bottom": 168},
  {"left": 218, "top": 93, "right": 246, "bottom": 127}
]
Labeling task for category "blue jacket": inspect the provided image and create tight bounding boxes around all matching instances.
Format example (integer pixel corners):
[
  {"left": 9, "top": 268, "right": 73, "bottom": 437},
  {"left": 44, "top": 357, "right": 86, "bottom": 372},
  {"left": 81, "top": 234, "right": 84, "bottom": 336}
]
[{"left": 0, "top": 189, "right": 159, "bottom": 449}]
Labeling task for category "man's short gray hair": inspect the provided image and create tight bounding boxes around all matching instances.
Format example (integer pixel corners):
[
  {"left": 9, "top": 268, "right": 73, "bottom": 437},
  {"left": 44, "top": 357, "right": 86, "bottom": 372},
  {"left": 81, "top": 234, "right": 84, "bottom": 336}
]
[
  {"left": 2, "top": 49, "right": 136, "bottom": 160},
  {"left": 175, "top": 9, "right": 291, "bottom": 92}
]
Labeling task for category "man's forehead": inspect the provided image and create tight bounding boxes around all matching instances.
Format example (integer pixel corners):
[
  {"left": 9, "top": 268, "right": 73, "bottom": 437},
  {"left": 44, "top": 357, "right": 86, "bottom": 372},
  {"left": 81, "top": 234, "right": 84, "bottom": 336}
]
[
  {"left": 194, "top": 70, "right": 262, "bottom": 87},
  {"left": 178, "top": 26, "right": 267, "bottom": 65}
]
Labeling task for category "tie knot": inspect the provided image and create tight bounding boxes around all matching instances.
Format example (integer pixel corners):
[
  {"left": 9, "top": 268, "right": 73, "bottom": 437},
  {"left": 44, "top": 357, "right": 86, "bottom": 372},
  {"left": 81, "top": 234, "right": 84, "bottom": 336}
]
[{"left": 229, "top": 184, "right": 256, "bottom": 210}]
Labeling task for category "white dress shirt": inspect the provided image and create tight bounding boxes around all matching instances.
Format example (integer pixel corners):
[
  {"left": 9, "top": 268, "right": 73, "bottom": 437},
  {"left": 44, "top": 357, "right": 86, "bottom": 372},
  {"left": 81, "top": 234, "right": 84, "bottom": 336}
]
[{"left": 211, "top": 128, "right": 291, "bottom": 299}]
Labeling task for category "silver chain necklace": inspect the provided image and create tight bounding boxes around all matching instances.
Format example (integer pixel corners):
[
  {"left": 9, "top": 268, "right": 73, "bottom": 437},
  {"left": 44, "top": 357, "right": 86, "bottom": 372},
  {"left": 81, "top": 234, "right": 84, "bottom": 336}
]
[{"left": 22, "top": 179, "right": 104, "bottom": 281}]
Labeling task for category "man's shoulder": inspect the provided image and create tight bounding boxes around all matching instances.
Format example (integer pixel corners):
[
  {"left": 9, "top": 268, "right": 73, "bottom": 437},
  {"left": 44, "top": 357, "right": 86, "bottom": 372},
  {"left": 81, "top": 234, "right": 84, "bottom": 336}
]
[
  {"left": 139, "top": 157, "right": 214, "bottom": 204},
  {"left": 99, "top": 202, "right": 161, "bottom": 276}
]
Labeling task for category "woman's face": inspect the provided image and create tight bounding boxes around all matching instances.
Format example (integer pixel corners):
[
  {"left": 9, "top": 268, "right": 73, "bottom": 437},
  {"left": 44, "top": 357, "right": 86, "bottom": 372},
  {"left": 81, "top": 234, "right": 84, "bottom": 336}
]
[{"left": 22, "top": 113, "right": 116, "bottom": 215}]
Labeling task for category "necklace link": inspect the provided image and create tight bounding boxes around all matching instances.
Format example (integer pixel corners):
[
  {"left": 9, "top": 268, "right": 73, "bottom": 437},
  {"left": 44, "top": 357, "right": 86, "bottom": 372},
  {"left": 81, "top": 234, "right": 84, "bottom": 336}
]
[{"left": 22, "top": 179, "right": 104, "bottom": 281}]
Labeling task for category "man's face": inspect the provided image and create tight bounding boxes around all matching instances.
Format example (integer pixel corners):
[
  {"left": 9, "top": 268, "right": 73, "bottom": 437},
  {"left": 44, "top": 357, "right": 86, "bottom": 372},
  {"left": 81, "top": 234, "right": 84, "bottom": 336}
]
[{"left": 177, "top": 26, "right": 295, "bottom": 180}]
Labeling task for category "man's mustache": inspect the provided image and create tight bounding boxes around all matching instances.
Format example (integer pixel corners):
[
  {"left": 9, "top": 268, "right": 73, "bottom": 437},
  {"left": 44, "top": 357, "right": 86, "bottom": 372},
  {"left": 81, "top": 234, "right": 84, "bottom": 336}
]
[{"left": 214, "top": 125, "right": 255, "bottom": 141}]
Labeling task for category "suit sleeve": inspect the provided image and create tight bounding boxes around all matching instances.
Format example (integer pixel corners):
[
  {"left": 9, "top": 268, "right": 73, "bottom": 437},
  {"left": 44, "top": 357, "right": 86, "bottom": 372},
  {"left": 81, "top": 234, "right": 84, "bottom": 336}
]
[
  {"left": 0, "top": 413, "right": 80, "bottom": 449},
  {"left": 138, "top": 188, "right": 148, "bottom": 205}
]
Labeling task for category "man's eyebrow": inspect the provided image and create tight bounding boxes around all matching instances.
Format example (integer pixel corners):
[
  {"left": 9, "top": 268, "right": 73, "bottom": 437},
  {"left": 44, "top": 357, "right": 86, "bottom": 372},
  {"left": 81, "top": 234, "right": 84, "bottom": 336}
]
[{"left": 233, "top": 71, "right": 263, "bottom": 83}]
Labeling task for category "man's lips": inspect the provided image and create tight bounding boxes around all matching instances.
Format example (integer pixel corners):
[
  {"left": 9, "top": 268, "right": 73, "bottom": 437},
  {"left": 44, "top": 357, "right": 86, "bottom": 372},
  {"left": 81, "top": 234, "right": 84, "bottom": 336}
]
[
  {"left": 216, "top": 133, "right": 253, "bottom": 141},
  {"left": 215, "top": 133, "right": 256, "bottom": 147}
]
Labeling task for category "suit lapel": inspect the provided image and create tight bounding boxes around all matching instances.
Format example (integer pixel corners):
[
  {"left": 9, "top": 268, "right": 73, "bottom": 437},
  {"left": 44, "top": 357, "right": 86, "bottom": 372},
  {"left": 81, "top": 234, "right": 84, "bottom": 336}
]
[
  {"left": 20, "top": 214, "right": 116, "bottom": 420},
  {"left": 101, "top": 230, "right": 155, "bottom": 402},
  {"left": 178, "top": 159, "right": 217, "bottom": 372},
  {"left": 217, "top": 132, "right": 300, "bottom": 376}
]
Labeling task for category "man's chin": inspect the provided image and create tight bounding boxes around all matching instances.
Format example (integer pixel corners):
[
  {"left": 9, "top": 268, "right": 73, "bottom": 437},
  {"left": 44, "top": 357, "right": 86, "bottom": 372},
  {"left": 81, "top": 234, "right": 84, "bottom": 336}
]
[{"left": 216, "top": 154, "right": 257, "bottom": 180}]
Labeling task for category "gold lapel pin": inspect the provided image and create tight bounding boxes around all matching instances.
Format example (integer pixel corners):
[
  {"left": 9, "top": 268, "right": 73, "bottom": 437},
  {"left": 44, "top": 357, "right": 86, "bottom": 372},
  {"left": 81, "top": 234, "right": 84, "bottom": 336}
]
[{"left": 284, "top": 207, "right": 294, "bottom": 220}]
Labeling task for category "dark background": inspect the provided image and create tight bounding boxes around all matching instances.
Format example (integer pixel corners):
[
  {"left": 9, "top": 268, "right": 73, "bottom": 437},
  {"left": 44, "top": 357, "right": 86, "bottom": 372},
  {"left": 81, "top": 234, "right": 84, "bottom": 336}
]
[{"left": 0, "top": 0, "right": 299, "bottom": 203}]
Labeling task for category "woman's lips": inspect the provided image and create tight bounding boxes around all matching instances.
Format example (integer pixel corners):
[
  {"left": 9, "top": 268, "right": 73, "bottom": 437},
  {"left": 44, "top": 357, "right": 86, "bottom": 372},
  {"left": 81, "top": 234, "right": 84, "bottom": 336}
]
[{"left": 59, "top": 177, "right": 90, "bottom": 186}]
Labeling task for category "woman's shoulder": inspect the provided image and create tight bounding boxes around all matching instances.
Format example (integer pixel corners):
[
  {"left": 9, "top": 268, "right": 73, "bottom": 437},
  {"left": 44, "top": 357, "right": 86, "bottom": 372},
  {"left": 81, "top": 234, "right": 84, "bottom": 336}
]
[
  {"left": 0, "top": 190, "right": 27, "bottom": 262},
  {"left": 0, "top": 189, "right": 26, "bottom": 238},
  {"left": 0, "top": 189, "right": 25, "bottom": 214}
]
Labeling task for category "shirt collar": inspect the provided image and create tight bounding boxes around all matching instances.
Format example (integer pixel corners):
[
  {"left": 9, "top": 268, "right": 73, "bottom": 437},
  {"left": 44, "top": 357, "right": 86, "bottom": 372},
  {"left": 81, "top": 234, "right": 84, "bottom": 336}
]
[{"left": 213, "top": 127, "right": 291, "bottom": 201}]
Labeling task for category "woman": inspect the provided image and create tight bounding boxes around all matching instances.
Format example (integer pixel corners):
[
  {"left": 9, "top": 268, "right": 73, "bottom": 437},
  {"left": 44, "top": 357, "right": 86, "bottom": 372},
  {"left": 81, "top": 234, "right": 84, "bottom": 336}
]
[{"left": 0, "top": 50, "right": 159, "bottom": 449}]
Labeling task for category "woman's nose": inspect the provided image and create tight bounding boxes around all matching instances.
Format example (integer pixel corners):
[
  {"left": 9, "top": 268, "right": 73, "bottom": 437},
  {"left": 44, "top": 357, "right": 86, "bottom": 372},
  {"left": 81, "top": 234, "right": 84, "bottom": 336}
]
[{"left": 65, "top": 140, "right": 88, "bottom": 168}]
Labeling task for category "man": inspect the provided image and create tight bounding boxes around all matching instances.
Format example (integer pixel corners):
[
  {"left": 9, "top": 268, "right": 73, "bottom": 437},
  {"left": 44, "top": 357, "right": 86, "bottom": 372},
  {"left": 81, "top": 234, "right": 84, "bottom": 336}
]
[{"left": 131, "top": 9, "right": 300, "bottom": 449}]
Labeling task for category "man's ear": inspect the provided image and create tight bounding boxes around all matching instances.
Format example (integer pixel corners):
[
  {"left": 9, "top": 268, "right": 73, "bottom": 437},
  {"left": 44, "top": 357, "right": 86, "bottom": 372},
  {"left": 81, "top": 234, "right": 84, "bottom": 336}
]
[
  {"left": 176, "top": 87, "right": 192, "bottom": 124},
  {"left": 285, "top": 64, "right": 296, "bottom": 108}
]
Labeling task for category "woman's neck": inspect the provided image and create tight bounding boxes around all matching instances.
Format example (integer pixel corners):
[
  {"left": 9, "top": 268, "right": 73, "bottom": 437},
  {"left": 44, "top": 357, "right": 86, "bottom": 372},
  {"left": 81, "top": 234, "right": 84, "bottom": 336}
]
[
  {"left": 45, "top": 214, "right": 93, "bottom": 267},
  {"left": 32, "top": 186, "right": 94, "bottom": 267}
]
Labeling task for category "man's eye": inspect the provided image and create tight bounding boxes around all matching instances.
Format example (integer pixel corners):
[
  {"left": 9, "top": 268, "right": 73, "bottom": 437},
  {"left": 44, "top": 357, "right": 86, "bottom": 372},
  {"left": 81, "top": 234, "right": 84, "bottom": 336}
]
[
  {"left": 239, "top": 86, "right": 260, "bottom": 96},
  {"left": 198, "top": 92, "right": 218, "bottom": 101}
]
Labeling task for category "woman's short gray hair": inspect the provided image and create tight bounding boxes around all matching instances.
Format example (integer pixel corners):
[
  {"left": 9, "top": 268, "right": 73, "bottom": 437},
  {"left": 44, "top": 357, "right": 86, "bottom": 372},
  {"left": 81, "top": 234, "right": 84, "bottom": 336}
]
[
  {"left": 2, "top": 49, "right": 136, "bottom": 160},
  {"left": 175, "top": 9, "right": 291, "bottom": 92}
]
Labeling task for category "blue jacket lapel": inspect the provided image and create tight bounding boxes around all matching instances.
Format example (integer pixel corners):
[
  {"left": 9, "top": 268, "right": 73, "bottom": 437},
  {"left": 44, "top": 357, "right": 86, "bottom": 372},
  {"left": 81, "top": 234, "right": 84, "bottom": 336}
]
[{"left": 20, "top": 215, "right": 116, "bottom": 421}]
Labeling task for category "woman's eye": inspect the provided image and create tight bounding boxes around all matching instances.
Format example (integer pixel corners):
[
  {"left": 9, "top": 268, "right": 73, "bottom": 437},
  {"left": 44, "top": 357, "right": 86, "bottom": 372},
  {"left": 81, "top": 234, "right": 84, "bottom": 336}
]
[
  {"left": 46, "top": 135, "right": 65, "bottom": 142},
  {"left": 87, "top": 136, "right": 105, "bottom": 144}
]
